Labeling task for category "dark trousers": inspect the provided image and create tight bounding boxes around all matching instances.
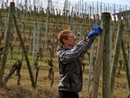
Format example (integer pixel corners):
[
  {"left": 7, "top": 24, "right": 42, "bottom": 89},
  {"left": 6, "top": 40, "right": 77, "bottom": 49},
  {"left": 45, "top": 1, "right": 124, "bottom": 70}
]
[{"left": 58, "top": 90, "right": 79, "bottom": 98}]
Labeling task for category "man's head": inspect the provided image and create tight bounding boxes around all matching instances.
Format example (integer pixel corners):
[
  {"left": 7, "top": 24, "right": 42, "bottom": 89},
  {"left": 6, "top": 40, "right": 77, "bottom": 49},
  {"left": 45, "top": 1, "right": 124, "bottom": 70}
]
[{"left": 58, "top": 30, "right": 76, "bottom": 48}]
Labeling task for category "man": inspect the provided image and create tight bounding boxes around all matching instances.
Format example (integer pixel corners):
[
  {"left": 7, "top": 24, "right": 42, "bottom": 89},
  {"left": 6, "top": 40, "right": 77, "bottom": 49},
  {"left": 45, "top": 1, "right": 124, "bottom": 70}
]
[{"left": 57, "top": 26, "right": 102, "bottom": 98}]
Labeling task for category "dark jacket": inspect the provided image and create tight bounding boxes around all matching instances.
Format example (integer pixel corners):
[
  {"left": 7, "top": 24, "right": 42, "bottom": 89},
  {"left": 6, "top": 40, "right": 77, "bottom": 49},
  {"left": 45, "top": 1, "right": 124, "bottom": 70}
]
[{"left": 57, "top": 38, "right": 95, "bottom": 93}]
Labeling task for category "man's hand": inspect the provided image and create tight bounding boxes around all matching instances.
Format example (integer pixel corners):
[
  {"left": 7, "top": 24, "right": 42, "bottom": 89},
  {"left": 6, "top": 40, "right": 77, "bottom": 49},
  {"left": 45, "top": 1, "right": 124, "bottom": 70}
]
[{"left": 88, "top": 26, "right": 102, "bottom": 39}]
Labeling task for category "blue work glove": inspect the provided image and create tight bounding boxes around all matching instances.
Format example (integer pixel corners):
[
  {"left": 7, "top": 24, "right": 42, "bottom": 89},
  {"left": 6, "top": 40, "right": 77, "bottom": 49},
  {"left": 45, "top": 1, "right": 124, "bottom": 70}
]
[{"left": 88, "top": 26, "right": 102, "bottom": 39}]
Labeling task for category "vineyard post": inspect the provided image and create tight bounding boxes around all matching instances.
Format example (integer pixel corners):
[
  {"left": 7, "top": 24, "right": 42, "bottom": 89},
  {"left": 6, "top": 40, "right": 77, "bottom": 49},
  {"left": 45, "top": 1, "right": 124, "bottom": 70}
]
[
  {"left": 122, "top": 13, "right": 130, "bottom": 90},
  {"left": 24, "top": 0, "right": 27, "bottom": 18},
  {"left": 121, "top": 36, "right": 130, "bottom": 90},
  {"left": 37, "top": 18, "right": 41, "bottom": 52},
  {"left": 87, "top": 3, "right": 95, "bottom": 96},
  {"left": 128, "top": 14, "right": 130, "bottom": 38},
  {"left": 12, "top": 2, "right": 36, "bottom": 87},
  {"left": 111, "top": 16, "right": 124, "bottom": 93},
  {"left": 102, "top": 12, "right": 111, "bottom": 98},
  {"left": 0, "top": 12, "right": 3, "bottom": 45},
  {"left": 44, "top": 1, "right": 49, "bottom": 51},
  {"left": 32, "top": 17, "right": 37, "bottom": 76},
  {"left": 87, "top": 41, "right": 94, "bottom": 97},
  {"left": 128, "top": 47, "right": 130, "bottom": 77},
  {"left": 0, "top": 1, "right": 14, "bottom": 86},
  {"left": 92, "top": 12, "right": 106, "bottom": 98},
  {"left": 4, "top": 8, "right": 8, "bottom": 40}
]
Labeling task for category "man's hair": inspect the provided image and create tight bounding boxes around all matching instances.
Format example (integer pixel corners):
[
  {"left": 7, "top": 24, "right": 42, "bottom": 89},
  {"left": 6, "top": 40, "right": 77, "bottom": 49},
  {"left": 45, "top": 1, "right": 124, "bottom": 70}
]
[{"left": 58, "top": 30, "right": 72, "bottom": 44}]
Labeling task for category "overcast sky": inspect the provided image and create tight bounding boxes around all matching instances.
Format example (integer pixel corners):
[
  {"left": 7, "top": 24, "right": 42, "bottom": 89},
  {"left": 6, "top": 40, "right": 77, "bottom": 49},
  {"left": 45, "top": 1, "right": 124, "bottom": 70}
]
[
  {"left": 0, "top": 0, "right": 130, "bottom": 10},
  {"left": 1, "top": 0, "right": 130, "bottom": 6},
  {"left": 71, "top": 0, "right": 130, "bottom": 6}
]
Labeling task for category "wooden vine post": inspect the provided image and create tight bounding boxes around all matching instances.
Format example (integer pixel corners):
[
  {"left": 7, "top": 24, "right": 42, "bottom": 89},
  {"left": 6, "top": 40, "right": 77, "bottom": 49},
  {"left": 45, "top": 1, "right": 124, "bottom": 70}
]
[
  {"left": 13, "top": 2, "right": 35, "bottom": 87},
  {"left": 0, "top": 1, "right": 14, "bottom": 86},
  {"left": 92, "top": 12, "right": 105, "bottom": 98},
  {"left": 111, "top": 17, "right": 124, "bottom": 93},
  {"left": 102, "top": 12, "right": 111, "bottom": 98},
  {"left": 121, "top": 37, "right": 130, "bottom": 90},
  {"left": 122, "top": 14, "right": 130, "bottom": 90}
]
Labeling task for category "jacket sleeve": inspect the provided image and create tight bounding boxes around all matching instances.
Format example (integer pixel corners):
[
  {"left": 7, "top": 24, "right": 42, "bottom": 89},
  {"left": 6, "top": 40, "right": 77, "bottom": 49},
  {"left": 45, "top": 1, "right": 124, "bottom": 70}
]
[{"left": 57, "top": 38, "right": 95, "bottom": 63}]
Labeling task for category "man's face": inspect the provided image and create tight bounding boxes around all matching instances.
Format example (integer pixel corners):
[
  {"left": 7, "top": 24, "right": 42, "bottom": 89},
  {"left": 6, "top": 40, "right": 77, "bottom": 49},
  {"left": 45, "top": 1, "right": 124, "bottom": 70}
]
[{"left": 63, "top": 32, "right": 76, "bottom": 48}]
